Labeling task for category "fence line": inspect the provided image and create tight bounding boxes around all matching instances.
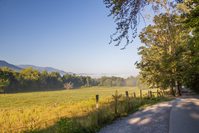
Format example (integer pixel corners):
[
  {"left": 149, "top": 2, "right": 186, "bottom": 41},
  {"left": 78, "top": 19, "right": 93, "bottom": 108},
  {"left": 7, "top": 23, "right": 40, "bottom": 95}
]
[
  {"left": 95, "top": 89, "right": 166, "bottom": 125},
  {"left": 9, "top": 89, "right": 167, "bottom": 131}
]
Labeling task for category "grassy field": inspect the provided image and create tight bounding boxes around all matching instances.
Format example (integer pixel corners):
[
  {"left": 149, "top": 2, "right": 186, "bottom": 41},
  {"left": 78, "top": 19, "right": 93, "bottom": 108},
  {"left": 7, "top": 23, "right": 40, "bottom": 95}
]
[
  {"left": 0, "top": 86, "right": 153, "bottom": 110},
  {"left": 0, "top": 86, "right": 174, "bottom": 133}
]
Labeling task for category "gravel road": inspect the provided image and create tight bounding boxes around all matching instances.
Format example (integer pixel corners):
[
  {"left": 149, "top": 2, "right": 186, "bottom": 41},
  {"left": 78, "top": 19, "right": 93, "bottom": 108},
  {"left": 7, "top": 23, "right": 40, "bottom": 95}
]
[{"left": 98, "top": 100, "right": 175, "bottom": 133}]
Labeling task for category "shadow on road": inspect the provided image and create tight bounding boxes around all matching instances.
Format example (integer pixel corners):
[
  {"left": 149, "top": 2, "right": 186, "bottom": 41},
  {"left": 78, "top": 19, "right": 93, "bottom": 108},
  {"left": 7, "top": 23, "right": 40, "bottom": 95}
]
[
  {"left": 99, "top": 100, "right": 175, "bottom": 133},
  {"left": 169, "top": 90, "right": 199, "bottom": 133}
]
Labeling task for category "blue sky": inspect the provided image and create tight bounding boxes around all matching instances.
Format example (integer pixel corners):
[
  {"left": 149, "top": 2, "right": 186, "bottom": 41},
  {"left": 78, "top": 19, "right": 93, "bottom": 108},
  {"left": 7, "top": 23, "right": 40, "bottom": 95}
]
[{"left": 0, "top": 0, "right": 146, "bottom": 78}]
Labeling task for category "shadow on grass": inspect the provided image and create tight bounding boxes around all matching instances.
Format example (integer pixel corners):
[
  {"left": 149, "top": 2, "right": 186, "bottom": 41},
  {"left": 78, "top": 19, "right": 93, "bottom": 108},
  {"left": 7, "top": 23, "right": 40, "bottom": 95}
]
[
  {"left": 24, "top": 96, "right": 175, "bottom": 133},
  {"left": 0, "top": 87, "right": 84, "bottom": 94},
  {"left": 22, "top": 124, "right": 57, "bottom": 133}
]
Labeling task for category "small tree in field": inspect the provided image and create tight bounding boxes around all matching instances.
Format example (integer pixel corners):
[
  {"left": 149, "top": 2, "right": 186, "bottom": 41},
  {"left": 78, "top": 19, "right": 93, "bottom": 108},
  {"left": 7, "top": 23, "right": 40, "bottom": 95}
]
[{"left": 63, "top": 82, "right": 73, "bottom": 90}]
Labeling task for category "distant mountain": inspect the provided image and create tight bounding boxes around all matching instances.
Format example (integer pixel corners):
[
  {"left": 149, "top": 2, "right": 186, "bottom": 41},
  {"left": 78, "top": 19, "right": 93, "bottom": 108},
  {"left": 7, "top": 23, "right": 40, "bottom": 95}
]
[
  {"left": 0, "top": 60, "right": 22, "bottom": 71},
  {"left": 17, "top": 65, "right": 73, "bottom": 75},
  {"left": 0, "top": 60, "right": 92, "bottom": 76}
]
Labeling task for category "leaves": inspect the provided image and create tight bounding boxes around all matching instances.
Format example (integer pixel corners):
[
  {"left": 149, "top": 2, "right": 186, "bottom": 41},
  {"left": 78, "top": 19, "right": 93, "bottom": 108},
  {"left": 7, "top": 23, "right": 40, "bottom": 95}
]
[
  {"left": 104, "top": 0, "right": 148, "bottom": 49},
  {"left": 136, "top": 5, "right": 191, "bottom": 90}
]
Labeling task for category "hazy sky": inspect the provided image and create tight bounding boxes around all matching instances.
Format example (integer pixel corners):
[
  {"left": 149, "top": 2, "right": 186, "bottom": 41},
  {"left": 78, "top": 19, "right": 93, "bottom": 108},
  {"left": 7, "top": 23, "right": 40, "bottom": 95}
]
[{"left": 0, "top": 0, "right": 146, "bottom": 78}]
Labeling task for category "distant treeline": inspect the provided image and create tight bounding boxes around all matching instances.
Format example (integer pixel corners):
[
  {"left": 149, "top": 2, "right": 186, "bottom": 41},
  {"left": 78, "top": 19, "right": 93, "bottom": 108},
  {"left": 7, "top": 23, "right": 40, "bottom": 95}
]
[{"left": 0, "top": 66, "right": 137, "bottom": 93}]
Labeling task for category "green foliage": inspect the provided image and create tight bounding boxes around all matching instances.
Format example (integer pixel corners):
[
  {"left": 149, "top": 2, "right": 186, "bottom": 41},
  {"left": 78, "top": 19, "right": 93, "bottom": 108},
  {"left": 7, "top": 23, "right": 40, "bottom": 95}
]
[
  {"left": 0, "top": 67, "right": 65, "bottom": 92},
  {"left": 56, "top": 117, "right": 70, "bottom": 133},
  {"left": 112, "top": 90, "right": 122, "bottom": 114},
  {"left": 125, "top": 76, "right": 137, "bottom": 87},
  {"left": 103, "top": 0, "right": 184, "bottom": 49},
  {"left": 0, "top": 79, "right": 9, "bottom": 92},
  {"left": 136, "top": 3, "right": 191, "bottom": 95},
  {"left": 112, "top": 90, "right": 122, "bottom": 101},
  {"left": 0, "top": 67, "right": 97, "bottom": 93},
  {"left": 97, "top": 76, "right": 127, "bottom": 87},
  {"left": 0, "top": 67, "right": 18, "bottom": 92},
  {"left": 81, "top": 84, "right": 92, "bottom": 88},
  {"left": 0, "top": 66, "right": 138, "bottom": 93},
  {"left": 103, "top": 0, "right": 148, "bottom": 49},
  {"left": 181, "top": 0, "right": 199, "bottom": 92}
]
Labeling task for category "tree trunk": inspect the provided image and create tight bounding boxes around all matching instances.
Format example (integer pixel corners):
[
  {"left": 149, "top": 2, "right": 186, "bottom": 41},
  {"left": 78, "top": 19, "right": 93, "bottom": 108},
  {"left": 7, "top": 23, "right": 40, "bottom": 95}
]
[
  {"left": 175, "top": 80, "right": 181, "bottom": 96},
  {"left": 179, "top": 82, "right": 182, "bottom": 95},
  {"left": 167, "top": 12, "right": 175, "bottom": 96},
  {"left": 169, "top": 76, "right": 174, "bottom": 96}
]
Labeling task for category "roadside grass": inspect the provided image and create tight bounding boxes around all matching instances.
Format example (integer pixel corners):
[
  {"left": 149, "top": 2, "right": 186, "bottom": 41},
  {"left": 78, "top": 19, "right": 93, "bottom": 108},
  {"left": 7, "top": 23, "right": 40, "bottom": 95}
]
[
  {"left": 0, "top": 86, "right": 175, "bottom": 133},
  {"left": 54, "top": 93, "right": 175, "bottom": 133}
]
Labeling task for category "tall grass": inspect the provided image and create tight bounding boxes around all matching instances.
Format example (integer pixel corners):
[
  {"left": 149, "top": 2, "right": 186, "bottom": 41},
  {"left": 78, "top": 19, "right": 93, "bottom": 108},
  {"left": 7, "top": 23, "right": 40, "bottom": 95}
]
[
  {"left": 0, "top": 87, "right": 174, "bottom": 133},
  {"left": 0, "top": 95, "right": 113, "bottom": 132},
  {"left": 55, "top": 91, "right": 174, "bottom": 133}
]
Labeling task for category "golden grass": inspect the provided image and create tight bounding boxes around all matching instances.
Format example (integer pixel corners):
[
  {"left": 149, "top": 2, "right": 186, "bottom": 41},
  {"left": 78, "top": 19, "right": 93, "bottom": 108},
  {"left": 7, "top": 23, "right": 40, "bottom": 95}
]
[
  {"left": 0, "top": 96, "right": 111, "bottom": 132},
  {"left": 0, "top": 87, "right": 170, "bottom": 133}
]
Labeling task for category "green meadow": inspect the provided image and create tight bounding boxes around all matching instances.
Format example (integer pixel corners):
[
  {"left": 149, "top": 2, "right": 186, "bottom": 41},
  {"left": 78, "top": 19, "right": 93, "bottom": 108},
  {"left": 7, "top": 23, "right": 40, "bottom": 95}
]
[
  {"left": 0, "top": 86, "right": 174, "bottom": 133},
  {"left": 0, "top": 86, "right": 150, "bottom": 110}
]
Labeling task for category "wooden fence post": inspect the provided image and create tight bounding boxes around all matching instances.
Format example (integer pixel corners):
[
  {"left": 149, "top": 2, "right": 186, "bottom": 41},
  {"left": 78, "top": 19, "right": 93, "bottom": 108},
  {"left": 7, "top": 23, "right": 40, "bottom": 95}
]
[
  {"left": 140, "top": 89, "right": 142, "bottom": 100},
  {"left": 148, "top": 90, "right": 150, "bottom": 97},
  {"left": 126, "top": 91, "right": 130, "bottom": 111},
  {"left": 96, "top": 95, "right": 99, "bottom": 125},
  {"left": 134, "top": 92, "right": 136, "bottom": 98}
]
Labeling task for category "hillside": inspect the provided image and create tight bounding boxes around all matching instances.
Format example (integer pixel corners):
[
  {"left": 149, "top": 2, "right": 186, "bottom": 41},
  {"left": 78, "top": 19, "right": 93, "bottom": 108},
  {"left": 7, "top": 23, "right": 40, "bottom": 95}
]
[
  {"left": 0, "top": 60, "right": 22, "bottom": 71},
  {"left": 0, "top": 60, "right": 91, "bottom": 76},
  {"left": 17, "top": 65, "right": 72, "bottom": 75}
]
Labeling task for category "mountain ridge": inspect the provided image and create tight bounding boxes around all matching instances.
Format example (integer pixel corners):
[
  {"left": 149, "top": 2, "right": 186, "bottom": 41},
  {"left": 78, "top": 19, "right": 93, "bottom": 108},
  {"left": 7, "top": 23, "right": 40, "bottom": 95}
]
[
  {"left": 0, "top": 60, "right": 22, "bottom": 71},
  {"left": 0, "top": 60, "right": 73, "bottom": 75},
  {"left": 17, "top": 64, "right": 73, "bottom": 75},
  {"left": 0, "top": 60, "right": 123, "bottom": 77}
]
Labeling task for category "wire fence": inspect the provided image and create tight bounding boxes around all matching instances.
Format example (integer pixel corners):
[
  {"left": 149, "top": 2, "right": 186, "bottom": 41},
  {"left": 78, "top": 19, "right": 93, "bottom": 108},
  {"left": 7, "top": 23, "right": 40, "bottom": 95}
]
[{"left": 1, "top": 89, "right": 169, "bottom": 133}]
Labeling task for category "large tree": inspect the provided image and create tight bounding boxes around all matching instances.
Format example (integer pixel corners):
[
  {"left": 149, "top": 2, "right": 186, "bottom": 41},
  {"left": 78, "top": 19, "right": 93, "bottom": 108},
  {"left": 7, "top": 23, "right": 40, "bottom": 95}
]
[{"left": 136, "top": 9, "right": 191, "bottom": 96}]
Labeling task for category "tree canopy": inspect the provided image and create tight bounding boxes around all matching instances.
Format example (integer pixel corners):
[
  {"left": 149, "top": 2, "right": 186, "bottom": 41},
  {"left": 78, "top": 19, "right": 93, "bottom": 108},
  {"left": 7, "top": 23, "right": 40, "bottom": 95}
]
[
  {"left": 133, "top": 0, "right": 199, "bottom": 94},
  {"left": 0, "top": 66, "right": 138, "bottom": 93},
  {"left": 104, "top": 0, "right": 185, "bottom": 49}
]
